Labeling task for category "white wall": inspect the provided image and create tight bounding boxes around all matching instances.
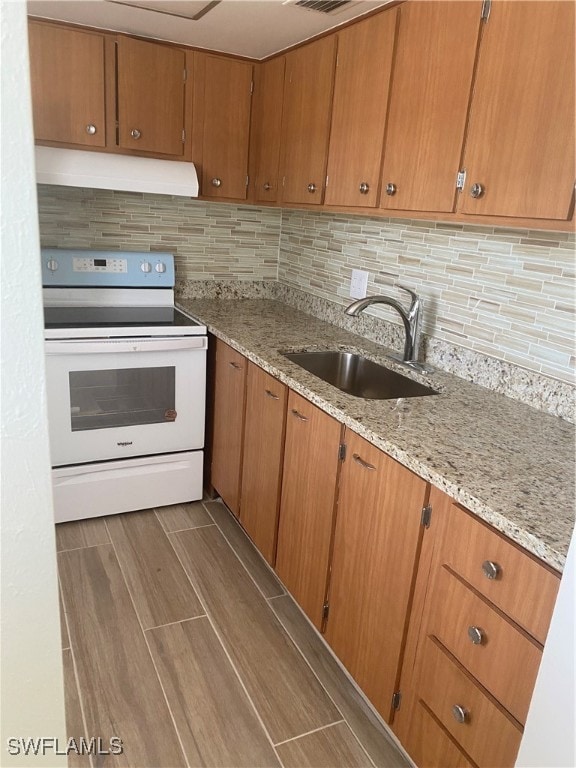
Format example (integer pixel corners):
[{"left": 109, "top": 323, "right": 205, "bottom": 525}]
[
  {"left": 516, "top": 529, "right": 576, "bottom": 768},
  {"left": 0, "top": 2, "right": 67, "bottom": 765}
]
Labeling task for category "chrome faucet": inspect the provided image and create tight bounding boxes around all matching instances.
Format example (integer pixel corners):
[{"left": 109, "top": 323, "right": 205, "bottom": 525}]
[{"left": 344, "top": 285, "right": 422, "bottom": 363}]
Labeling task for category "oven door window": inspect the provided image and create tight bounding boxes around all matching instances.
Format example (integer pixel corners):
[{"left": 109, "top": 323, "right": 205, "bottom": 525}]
[{"left": 69, "top": 366, "right": 176, "bottom": 431}]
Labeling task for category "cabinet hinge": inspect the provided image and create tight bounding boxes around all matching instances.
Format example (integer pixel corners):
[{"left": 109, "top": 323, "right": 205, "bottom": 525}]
[
  {"left": 322, "top": 601, "right": 330, "bottom": 621},
  {"left": 481, "top": 0, "right": 491, "bottom": 22},
  {"left": 456, "top": 170, "right": 466, "bottom": 191},
  {"left": 421, "top": 505, "right": 432, "bottom": 529},
  {"left": 246, "top": 175, "right": 249, "bottom": 187},
  {"left": 338, "top": 443, "right": 347, "bottom": 461},
  {"left": 183, "top": 68, "right": 187, "bottom": 82},
  {"left": 250, "top": 80, "right": 254, "bottom": 95},
  {"left": 325, "top": 175, "right": 329, "bottom": 188},
  {"left": 392, "top": 691, "right": 402, "bottom": 711}
]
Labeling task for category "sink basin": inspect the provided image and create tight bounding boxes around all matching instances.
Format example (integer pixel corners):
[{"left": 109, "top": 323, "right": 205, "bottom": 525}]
[{"left": 282, "top": 350, "right": 438, "bottom": 400}]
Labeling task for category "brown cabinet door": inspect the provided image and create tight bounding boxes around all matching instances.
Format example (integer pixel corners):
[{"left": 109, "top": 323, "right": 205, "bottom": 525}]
[
  {"left": 379, "top": 1, "right": 482, "bottom": 213},
  {"left": 210, "top": 339, "right": 247, "bottom": 516},
  {"left": 29, "top": 22, "right": 106, "bottom": 148},
  {"left": 196, "top": 54, "right": 253, "bottom": 200},
  {"left": 325, "top": 429, "right": 428, "bottom": 722},
  {"left": 279, "top": 37, "right": 336, "bottom": 205},
  {"left": 324, "top": 10, "right": 398, "bottom": 208},
  {"left": 240, "top": 363, "right": 287, "bottom": 565},
  {"left": 275, "top": 391, "right": 342, "bottom": 629},
  {"left": 252, "top": 57, "right": 286, "bottom": 203},
  {"left": 117, "top": 36, "right": 186, "bottom": 157},
  {"left": 460, "top": 1, "right": 576, "bottom": 220}
]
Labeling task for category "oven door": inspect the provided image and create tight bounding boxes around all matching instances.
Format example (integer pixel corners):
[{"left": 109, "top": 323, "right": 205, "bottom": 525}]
[{"left": 45, "top": 336, "right": 207, "bottom": 467}]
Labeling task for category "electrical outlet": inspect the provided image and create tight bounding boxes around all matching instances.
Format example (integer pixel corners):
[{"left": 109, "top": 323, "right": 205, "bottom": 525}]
[{"left": 350, "top": 269, "right": 369, "bottom": 299}]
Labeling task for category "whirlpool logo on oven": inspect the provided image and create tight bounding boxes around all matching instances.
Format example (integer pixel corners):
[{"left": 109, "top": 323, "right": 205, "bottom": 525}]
[{"left": 117, "top": 441, "right": 133, "bottom": 447}]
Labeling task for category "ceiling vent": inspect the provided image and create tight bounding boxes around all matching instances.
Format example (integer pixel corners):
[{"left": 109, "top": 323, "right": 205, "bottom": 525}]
[{"left": 292, "top": 0, "right": 353, "bottom": 14}]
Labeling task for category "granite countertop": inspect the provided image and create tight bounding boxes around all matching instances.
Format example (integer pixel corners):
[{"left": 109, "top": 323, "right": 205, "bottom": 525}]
[{"left": 179, "top": 297, "right": 575, "bottom": 572}]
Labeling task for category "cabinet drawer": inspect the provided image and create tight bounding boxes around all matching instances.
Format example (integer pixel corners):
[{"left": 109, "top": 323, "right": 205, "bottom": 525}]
[
  {"left": 420, "top": 637, "right": 522, "bottom": 768},
  {"left": 442, "top": 504, "right": 560, "bottom": 644},
  {"left": 429, "top": 566, "right": 542, "bottom": 724},
  {"left": 408, "top": 700, "right": 475, "bottom": 768}
]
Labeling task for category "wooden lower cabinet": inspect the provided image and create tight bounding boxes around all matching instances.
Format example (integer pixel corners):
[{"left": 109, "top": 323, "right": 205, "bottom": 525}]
[
  {"left": 239, "top": 363, "right": 287, "bottom": 565},
  {"left": 324, "top": 429, "right": 429, "bottom": 722},
  {"left": 275, "top": 391, "right": 342, "bottom": 629},
  {"left": 394, "top": 485, "right": 561, "bottom": 768},
  {"left": 210, "top": 338, "right": 247, "bottom": 515}
]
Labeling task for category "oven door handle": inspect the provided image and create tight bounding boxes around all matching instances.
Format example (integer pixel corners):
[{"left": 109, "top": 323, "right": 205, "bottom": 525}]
[{"left": 45, "top": 337, "right": 208, "bottom": 355}]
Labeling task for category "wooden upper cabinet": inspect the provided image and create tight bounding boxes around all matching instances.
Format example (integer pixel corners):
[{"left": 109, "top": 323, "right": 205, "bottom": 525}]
[
  {"left": 194, "top": 54, "right": 253, "bottom": 200},
  {"left": 324, "top": 9, "right": 398, "bottom": 208},
  {"left": 275, "top": 391, "right": 342, "bottom": 629},
  {"left": 252, "top": 57, "right": 286, "bottom": 203},
  {"left": 379, "top": 1, "right": 483, "bottom": 213},
  {"left": 28, "top": 22, "right": 106, "bottom": 148},
  {"left": 279, "top": 36, "right": 337, "bottom": 205},
  {"left": 239, "top": 363, "right": 287, "bottom": 565},
  {"left": 116, "top": 36, "right": 186, "bottom": 157},
  {"left": 324, "top": 429, "right": 428, "bottom": 723},
  {"left": 459, "top": 1, "right": 576, "bottom": 221},
  {"left": 210, "top": 339, "right": 247, "bottom": 516}
]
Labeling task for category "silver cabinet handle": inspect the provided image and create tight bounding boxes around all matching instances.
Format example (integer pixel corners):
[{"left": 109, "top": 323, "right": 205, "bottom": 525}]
[
  {"left": 468, "top": 625, "right": 484, "bottom": 645},
  {"left": 291, "top": 408, "right": 308, "bottom": 421},
  {"left": 265, "top": 389, "right": 279, "bottom": 400},
  {"left": 130, "top": 128, "right": 141, "bottom": 140},
  {"left": 385, "top": 182, "right": 397, "bottom": 196},
  {"left": 352, "top": 453, "right": 376, "bottom": 471},
  {"left": 228, "top": 361, "right": 242, "bottom": 370},
  {"left": 212, "top": 178, "right": 222, "bottom": 187},
  {"left": 470, "top": 182, "right": 484, "bottom": 198},
  {"left": 86, "top": 124, "right": 97, "bottom": 135},
  {"left": 451, "top": 704, "right": 468, "bottom": 724},
  {"left": 263, "top": 182, "right": 272, "bottom": 191},
  {"left": 307, "top": 183, "right": 317, "bottom": 193},
  {"left": 482, "top": 560, "right": 501, "bottom": 580},
  {"left": 359, "top": 182, "right": 370, "bottom": 194}
]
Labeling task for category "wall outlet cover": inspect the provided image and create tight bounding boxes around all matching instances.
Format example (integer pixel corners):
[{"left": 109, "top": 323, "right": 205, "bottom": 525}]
[{"left": 350, "top": 268, "right": 369, "bottom": 299}]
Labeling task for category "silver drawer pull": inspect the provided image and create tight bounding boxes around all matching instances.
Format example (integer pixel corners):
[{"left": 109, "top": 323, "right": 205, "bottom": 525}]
[
  {"left": 470, "top": 182, "right": 484, "bottom": 198},
  {"left": 307, "top": 183, "right": 317, "bottom": 193},
  {"left": 228, "top": 361, "right": 242, "bottom": 370},
  {"left": 291, "top": 408, "right": 308, "bottom": 421},
  {"left": 468, "top": 625, "right": 484, "bottom": 645},
  {"left": 86, "top": 124, "right": 97, "bottom": 135},
  {"left": 212, "top": 178, "right": 222, "bottom": 187},
  {"left": 385, "top": 182, "right": 397, "bottom": 196},
  {"left": 451, "top": 704, "right": 468, "bottom": 724},
  {"left": 352, "top": 453, "right": 376, "bottom": 471},
  {"left": 265, "top": 389, "right": 279, "bottom": 400},
  {"left": 263, "top": 182, "right": 272, "bottom": 191},
  {"left": 359, "top": 182, "right": 369, "bottom": 194},
  {"left": 481, "top": 560, "right": 501, "bottom": 580},
  {"left": 130, "top": 128, "right": 141, "bottom": 140}
]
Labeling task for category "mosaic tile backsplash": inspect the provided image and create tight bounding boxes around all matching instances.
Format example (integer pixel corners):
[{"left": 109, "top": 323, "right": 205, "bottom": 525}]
[{"left": 37, "top": 186, "right": 575, "bottom": 416}]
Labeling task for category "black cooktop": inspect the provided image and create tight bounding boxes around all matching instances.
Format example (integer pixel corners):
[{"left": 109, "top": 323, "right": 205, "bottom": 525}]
[{"left": 43, "top": 305, "right": 201, "bottom": 330}]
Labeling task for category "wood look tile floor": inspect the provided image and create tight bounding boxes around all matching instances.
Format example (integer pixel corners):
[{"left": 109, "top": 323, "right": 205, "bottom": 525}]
[{"left": 57, "top": 499, "right": 412, "bottom": 768}]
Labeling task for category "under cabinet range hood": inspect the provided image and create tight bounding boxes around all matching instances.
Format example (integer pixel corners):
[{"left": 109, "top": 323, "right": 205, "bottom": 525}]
[{"left": 34, "top": 146, "right": 199, "bottom": 197}]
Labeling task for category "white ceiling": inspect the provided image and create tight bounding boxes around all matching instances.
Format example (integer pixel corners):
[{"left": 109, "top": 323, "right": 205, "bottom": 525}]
[{"left": 26, "top": 0, "right": 393, "bottom": 59}]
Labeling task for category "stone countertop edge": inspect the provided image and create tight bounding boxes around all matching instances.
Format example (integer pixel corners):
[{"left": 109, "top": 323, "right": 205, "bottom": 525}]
[{"left": 178, "top": 298, "right": 575, "bottom": 573}]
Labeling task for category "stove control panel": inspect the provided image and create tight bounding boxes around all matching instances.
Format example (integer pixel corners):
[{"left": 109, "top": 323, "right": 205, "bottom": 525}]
[{"left": 41, "top": 249, "right": 175, "bottom": 288}]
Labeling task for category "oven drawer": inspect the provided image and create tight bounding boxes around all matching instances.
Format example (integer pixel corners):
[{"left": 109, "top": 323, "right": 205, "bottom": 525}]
[{"left": 45, "top": 336, "right": 207, "bottom": 466}]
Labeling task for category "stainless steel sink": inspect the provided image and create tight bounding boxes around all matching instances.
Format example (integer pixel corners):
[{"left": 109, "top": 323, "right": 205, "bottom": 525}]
[{"left": 282, "top": 350, "right": 438, "bottom": 400}]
